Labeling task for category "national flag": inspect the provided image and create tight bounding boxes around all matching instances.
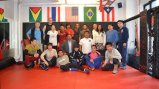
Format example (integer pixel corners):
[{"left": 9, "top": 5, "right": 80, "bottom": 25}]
[
  {"left": 65, "top": 7, "right": 78, "bottom": 22},
  {"left": 0, "top": 8, "right": 7, "bottom": 22},
  {"left": 102, "top": 7, "right": 115, "bottom": 22},
  {"left": 84, "top": 7, "right": 96, "bottom": 22},
  {"left": 29, "top": 7, "right": 42, "bottom": 22},
  {"left": 47, "top": 7, "right": 60, "bottom": 22}
]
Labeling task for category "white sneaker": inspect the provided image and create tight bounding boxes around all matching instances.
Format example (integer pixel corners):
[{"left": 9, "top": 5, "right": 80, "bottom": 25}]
[{"left": 112, "top": 69, "right": 118, "bottom": 74}]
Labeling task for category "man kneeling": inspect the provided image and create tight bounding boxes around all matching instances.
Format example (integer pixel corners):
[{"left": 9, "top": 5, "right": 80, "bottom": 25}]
[
  {"left": 40, "top": 43, "right": 57, "bottom": 70},
  {"left": 24, "top": 38, "right": 42, "bottom": 69},
  {"left": 56, "top": 50, "right": 90, "bottom": 74},
  {"left": 102, "top": 42, "right": 122, "bottom": 74}
]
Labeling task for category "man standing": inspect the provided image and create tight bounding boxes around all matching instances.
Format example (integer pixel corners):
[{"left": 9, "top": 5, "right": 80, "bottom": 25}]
[
  {"left": 79, "top": 31, "right": 94, "bottom": 55},
  {"left": 106, "top": 24, "right": 119, "bottom": 47},
  {"left": 73, "top": 23, "right": 80, "bottom": 43},
  {"left": 117, "top": 20, "right": 129, "bottom": 69},
  {"left": 26, "top": 22, "right": 43, "bottom": 50},
  {"left": 61, "top": 34, "right": 77, "bottom": 54},
  {"left": 43, "top": 18, "right": 53, "bottom": 50}
]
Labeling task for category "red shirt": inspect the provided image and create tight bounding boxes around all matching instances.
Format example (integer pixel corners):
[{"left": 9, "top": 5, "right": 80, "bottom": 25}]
[{"left": 66, "top": 29, "right": 74, "bottom": 36}]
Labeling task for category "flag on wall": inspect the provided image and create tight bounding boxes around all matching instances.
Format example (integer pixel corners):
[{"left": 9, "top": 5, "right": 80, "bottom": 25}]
[
  {"left": 29, "top": 7, "right": 42, "bottom": 22},
  {"left": 65, "top": 7, "right": 78, "bottom": 22},
  {"left": 47, "top": 7, "right": 60, "bottom": 22},
  {"left": 84, "top": 7, "right": 96, "bottom": 22},
  {"left": 0, "top": 8, "right": 7, "bottom": 22},
  {"left": 102, "top": 7, "right": 115, "bottom": 22}
]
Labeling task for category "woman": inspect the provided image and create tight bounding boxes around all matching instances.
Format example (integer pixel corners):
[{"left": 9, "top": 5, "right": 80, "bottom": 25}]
[
  {"left": 47, "top": 25, "right": 58, "bottom": 50},
  {"left": 66, "top": 24, "right": 74, "bottom": 37},
  {"left": 94, "top": 25, "right": 106, "bottom": 56}
]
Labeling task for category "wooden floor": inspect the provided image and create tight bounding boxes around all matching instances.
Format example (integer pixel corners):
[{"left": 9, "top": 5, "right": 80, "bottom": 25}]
[{"left": 0, "top": 65, "right": 159, "bottom": 89}]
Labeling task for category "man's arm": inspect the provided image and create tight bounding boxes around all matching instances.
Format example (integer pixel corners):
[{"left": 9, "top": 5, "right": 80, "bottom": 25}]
[{"left": 26, "top": 29, "right": 31, "bottom": 40}]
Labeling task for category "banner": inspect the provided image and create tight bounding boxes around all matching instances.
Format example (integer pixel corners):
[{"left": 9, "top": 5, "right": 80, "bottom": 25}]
[
  {"left": 84, "top": 7, "right": 96, "bottom": 22},
  {"left": 0, "top": 8, "right": 7, "bottom": 22},
  {"left": 29, "top": 7, "right": 42, "bottom": 22},
  {"left": 47, "top": 7, "right": 60, "bottom": 22},
  {"left": 65, "top": 7, "right": 78, "bottom": 22},
  {"left": 102, "top": 7, "right": 115, "bottom": 22}
]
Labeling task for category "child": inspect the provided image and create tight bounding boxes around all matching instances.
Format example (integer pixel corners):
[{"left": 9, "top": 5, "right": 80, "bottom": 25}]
[
  {"left": 101, "top": 42, "right": 122, "bottom": 74},
  {"left": 69, "top": 45, "right": 84, "bottom": 66},
  {"left": 40, "top": 43, "right": 57, "bottom": 70},
  {"left": 56, "top": 50, "right": 90, "bottom": 74},
  {"left": 85, "top": 45, "right": 102, "bottom": 71}
]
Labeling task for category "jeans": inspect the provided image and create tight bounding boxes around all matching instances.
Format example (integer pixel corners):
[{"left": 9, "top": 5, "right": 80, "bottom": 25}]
[
  {"left": 118, "top": 43, "right": 128, "bottom": 67},
  {"left": 85, "top": 55, "right": 102, "bottom": 69}
]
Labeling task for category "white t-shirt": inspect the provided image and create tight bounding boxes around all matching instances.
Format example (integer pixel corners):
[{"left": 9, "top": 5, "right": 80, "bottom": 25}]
[
  {"left": 47, "top": 30, "right": 58, "bottom": 46},
  {"left": 92, "top": 29, "right": 98, "bottom": 40},
  {"left": 79, "top": 37, "right": 94, "bottom": 54}
]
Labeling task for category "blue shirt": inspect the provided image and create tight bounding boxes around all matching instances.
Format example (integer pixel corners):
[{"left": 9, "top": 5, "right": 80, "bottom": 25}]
[
  {"left": 27, "top": 28, "right": 41, "bottom": 41},
  {"left": 106, "top": 30, "right": 119, "bottom": 44}
]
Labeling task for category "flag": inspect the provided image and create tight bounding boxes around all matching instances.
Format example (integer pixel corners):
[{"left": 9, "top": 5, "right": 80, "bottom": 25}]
[
  {"left": 84, "top": 7, "right": 96, "bottom": 22},
  {"left": 29, "top": 7, "right": 42, "bottom": 22},
  {"left": 65, "top": 7, "right": 78, "bottom": 22},
  {"left": 0, "top": 8, "right": 7, "bottom": 22},
  {"left": 47, "top": 7, "right": 60, "bottom": 22},
  {"left": 102, "top": 7, "right": 115, "bottom": 22}
]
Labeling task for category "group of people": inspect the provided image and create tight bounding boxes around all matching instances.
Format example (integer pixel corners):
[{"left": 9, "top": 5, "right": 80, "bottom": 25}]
[{"left": 24, "top": 18, "right": 129, "bottom": 74}]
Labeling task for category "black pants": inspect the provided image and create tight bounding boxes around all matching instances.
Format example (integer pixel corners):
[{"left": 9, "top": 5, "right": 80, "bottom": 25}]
[
  {"left": 41, "top": 56, "right": 57, "bottom": 67},
  {"left": 102, "top": 58, "right": 119, "bottom": 71},
  {"left": 46, "top": 57, "right": 57, "bottom": 67},
  {"left": 60, "top": 63, "right": 85, "bottom": 71}
]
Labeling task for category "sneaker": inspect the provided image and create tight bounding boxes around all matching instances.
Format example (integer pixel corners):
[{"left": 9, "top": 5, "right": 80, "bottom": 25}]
[
  {"left": 121, "top": 66, "right": 126, "bottom": 70},
  {"left": 112, "top": 69, "right": 118, "bottom": 74},
  {"left": 84, "top": 68, "right": 90, "bottom": 74},
  {"left": 40, "top": 63, "right": 49, "bottom": 71}
]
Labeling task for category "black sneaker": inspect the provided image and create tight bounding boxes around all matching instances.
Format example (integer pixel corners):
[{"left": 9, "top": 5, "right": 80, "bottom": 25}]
[{"left": 40, "top": 63, "right": 49, "bottom": 71}]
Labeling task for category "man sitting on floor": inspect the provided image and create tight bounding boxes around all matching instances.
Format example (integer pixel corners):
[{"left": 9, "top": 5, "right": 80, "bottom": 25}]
[
  {"left": 56, "top": 50, "right": 90, "bottom": 74},
  {"left": 69, "top": 45, "right": 84, "bottom": 66},
  {"left": 24, "top": 38, "right": 42, "bottom": 69},
  {"left": 84, "top": 45, "right": 102, "bottom": 71},
  {"left": 40, "top": 43, "right": 57, "bottom": 70},
  {"left": 101, "top": 42, "right": 122, "bottom": 74}
]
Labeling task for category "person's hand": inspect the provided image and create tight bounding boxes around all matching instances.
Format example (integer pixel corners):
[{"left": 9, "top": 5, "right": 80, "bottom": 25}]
[
  {"left": 90, "top": 60, "right": 94, "bottom": 64},
  {"left": 77, "top": 59, "right": 79, "bottom": 62},
  {"left": 44, "top": 61, "right": 49, "bottom": 66},
  {"left": 123, "top": 43, "right": 127, "bottom": 47},
  {"left": 109, "top": 56, "right": 112, "bottom": 60},
  {"left": 57, "top": 43, "right": 59, "bottom": 47},
  {"left": 102, "top": 63, "right": 106, "bottom": 67},
  {"left": 34, "top": 53, "right": 39, "bottom": 58}
]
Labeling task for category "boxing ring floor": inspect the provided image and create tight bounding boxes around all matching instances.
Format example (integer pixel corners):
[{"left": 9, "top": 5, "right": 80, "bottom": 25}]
[{"left": 0, "top": 65, "right": 159, "bottom": 89}]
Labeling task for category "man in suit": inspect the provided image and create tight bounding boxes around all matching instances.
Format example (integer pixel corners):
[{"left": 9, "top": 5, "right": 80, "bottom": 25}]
[{"left": 61, "top": 34, "right": 77, "bottom": 54}]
